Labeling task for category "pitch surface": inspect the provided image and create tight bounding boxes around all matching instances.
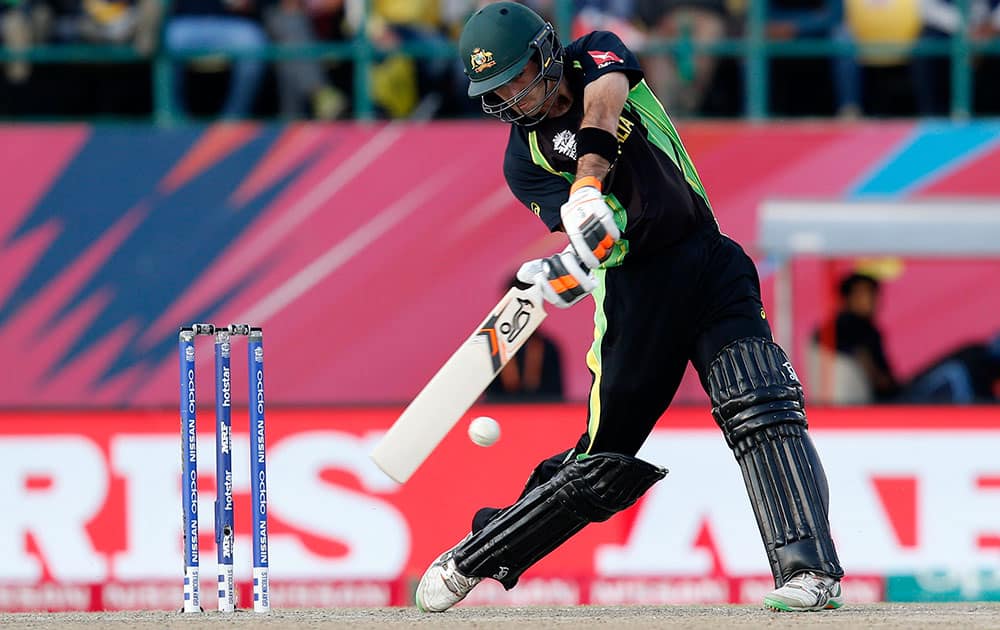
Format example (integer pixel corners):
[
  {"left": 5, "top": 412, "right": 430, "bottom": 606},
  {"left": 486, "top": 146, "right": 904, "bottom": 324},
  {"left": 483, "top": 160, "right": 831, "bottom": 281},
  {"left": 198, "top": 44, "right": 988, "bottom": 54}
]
[{"left": 2, "top": 604, "right": 1000, "bottom": 629}]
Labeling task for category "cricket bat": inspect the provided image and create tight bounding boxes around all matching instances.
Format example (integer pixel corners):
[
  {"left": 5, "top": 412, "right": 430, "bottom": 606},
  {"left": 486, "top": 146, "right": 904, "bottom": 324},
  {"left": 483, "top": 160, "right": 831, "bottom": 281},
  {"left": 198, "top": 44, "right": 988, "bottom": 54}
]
[{"left": 370, "top": 284, "right": 547, "bottom": 483}]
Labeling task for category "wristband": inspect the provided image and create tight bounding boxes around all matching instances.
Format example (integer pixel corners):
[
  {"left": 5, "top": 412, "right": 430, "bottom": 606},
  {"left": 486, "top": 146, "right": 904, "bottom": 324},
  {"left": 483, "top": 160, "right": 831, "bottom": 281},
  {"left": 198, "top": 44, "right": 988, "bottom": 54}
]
[
  {"left": 570, "top": 175, "right": 603, "bottom": 194},
  {"left": 576, "top": 126, "right": 620, "bottom": 165}
]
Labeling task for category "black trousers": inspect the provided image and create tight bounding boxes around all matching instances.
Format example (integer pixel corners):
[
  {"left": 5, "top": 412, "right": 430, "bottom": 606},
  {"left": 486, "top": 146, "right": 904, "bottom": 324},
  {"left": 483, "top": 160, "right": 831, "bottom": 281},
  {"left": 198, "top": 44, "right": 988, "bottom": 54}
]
[
  {"left": 582, "top": 224, "right": 770, "bottom": 455},
  {"left": 474, "top": 226, "right": 773, "bottom": 531}
]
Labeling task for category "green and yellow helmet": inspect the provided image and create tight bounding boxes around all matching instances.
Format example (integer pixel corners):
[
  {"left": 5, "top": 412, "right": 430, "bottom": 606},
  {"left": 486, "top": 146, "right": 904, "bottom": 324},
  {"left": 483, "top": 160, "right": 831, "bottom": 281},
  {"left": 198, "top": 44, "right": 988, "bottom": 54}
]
[{"left": 458, "top": 2, "right": 564, "bottom": 125}]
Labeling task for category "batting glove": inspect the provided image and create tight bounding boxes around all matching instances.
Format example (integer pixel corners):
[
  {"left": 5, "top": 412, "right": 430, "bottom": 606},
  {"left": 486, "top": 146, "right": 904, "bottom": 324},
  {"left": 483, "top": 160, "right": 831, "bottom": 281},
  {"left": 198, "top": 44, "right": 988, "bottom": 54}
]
[
  {"left": 560, "top": 177, "right": 620, "bottom": 269},
  {"left": 516, "top": 245, "right": 597, "bottom": 309}
]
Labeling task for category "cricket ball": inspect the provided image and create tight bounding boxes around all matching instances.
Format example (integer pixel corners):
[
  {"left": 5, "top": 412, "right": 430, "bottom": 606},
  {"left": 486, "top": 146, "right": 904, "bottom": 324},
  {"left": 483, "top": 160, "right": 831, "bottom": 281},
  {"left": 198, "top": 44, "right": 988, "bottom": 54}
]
[{"left": 468, "top": 416, "right": 501, "bottom": 447}]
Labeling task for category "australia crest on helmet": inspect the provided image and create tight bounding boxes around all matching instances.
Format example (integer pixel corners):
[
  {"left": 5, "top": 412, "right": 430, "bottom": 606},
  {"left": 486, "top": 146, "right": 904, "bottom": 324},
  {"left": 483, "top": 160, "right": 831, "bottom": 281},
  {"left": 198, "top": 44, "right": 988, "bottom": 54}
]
[{"left": 470, "top": 48, "right": 496, "bottom": 74}]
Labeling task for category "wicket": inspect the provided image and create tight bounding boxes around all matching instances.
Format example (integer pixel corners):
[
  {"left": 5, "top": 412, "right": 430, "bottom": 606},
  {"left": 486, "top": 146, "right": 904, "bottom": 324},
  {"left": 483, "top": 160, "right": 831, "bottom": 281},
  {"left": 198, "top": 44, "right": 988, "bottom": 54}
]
[{"left": 179, "top": 323, "right": 270, "bottom": 613}]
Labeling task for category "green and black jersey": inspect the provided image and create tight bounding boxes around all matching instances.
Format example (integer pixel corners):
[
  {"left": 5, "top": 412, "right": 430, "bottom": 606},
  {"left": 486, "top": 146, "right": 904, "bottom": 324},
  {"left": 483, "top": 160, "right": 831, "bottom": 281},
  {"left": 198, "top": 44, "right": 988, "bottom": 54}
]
[{"left": 503, "top": 30, "right": 718, "bottom": 265}]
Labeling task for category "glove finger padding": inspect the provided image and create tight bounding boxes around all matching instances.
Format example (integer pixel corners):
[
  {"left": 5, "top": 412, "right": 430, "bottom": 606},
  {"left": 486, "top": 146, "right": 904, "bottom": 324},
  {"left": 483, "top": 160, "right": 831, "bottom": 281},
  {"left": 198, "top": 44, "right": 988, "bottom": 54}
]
[
  {"left": 516, "top": 247, "right": 597, "bottom": 309},
  {"left": 516, "top": 258, "right": 564, "bottom": 306},
  {"left": 515, "top": 258, "right": 545, "bottom": 286},
  {"left": 542, "top": 251, "right": 597, "bottom": 308},
  {"left": 560, "top": 186, "right": 621, "bottom": 269}
]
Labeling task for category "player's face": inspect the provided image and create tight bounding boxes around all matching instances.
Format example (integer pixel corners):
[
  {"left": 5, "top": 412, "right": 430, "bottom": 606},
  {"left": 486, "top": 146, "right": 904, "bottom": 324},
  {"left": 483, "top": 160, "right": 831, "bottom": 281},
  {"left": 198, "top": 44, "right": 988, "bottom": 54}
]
[
  {"left": 847, "top": 283, "right": 878, "bottom": 318},
  {"left": 494, "top": 59, "right": 571, "bottom": 120},
  {"left": 494, "top": 60, "right": 547, "bottom": 113}
]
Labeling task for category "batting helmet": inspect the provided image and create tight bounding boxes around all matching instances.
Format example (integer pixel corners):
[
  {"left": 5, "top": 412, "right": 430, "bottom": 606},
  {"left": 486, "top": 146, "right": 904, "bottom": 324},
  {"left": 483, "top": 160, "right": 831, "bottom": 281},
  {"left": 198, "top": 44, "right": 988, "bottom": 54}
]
[{"left": 458, "top": 2, "right": 564, "bottom": 125}]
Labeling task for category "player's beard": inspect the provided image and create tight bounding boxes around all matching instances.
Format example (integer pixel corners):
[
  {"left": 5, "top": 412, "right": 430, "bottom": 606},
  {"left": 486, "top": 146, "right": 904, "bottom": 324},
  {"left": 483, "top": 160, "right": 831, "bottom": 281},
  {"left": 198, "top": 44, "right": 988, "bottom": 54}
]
[
  {"left": 547, "top": 92, "right": 572, "bottom": 119},
  {"left": 504, "top": 79, "right": 571, "bottom": 125},
  {"left": 528, "top": 81, "right": 571, "bottom": 121}
]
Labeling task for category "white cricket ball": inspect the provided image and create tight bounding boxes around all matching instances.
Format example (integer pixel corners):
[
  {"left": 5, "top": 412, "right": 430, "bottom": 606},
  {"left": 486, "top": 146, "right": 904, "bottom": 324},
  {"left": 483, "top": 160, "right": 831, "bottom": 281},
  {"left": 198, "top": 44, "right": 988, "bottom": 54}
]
[{"left": 468, "top": 416, "right": 501, "bottom": 447}]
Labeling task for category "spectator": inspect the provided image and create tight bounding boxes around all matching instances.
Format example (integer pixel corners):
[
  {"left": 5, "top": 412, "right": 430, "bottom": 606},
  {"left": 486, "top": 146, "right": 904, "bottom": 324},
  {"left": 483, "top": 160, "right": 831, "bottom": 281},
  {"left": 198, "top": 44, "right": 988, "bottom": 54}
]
[
  {"left": 351, "top": 0, "right": 452, "bottom": 118},
  {"left": 485, "top": 332, "right": 565, "bottom": 402},
  {"left": 572, "top": 0, "right": 644, "bottom": 48},
  {"left": 264, "top": 0, "right": 347, "bottom": 119},
  {"left": 974, "top": 3, "right": 1000, "bottom": 113},
  {"left": 165, "top": 0, "right": 270, "bottom": 118},
  {"left": 766, "top": 0, "right": 846, "bottom": 116},
  {"left": 912, "top": 0, "right": 1000, "bottom": 115},
  {"left": 900, "top": 332, "right": 1000, "bottom": 403},
  {"left": 485, "top": 275, "right": 566, "bottom": 403},
  {"left": 76, "top": 0, "right": 162, "bottom": 53},
  {"left": 812, "top": 272, "right": 900, "bottom": 403},
  {"left": 2, "top": 0, "right": 50, "bottom": 83},
  {"left": 440, "top": 0, "right": 481, "bottom": 117},
  {"left": 39, "top": 0, "right": 160, "bottom": 115},
  {"left": 843, "top": 0, "right": 922, "bottom": 117},
  {"left": 636, "top": 0, "right": 728, "bottom": 117}
]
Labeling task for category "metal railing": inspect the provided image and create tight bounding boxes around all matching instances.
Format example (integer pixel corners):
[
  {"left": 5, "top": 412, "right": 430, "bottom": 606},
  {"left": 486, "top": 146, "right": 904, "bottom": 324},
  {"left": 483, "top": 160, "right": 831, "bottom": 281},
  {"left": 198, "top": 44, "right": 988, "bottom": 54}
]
[{"left": 0, "top": 0, "right": 995, "bottom": 123}]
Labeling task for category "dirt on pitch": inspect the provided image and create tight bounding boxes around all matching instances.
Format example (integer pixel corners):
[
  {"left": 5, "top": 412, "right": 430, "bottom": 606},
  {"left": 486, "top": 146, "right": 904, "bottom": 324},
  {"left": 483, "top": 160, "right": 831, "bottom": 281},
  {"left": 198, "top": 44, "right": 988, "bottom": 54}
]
[{"left": 2, "top": 604, "right": 999, "bottom": 630}]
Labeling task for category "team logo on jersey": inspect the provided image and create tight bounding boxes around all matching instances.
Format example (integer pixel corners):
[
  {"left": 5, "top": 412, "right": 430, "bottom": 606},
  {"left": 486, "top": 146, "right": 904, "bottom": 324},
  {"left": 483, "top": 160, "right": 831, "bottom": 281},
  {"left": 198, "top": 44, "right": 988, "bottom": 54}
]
[
  {"left": 588, "top": 50, "right": 623, "bottom": 69},
  {"left": 470, "top": 48, "right": 496, "bottom": 73},
  {"left": 530, "top": 202, "right": 541, "bottom": 217},
  {"left": 553, "top": 130, "right": 577, "bottom": 159}
]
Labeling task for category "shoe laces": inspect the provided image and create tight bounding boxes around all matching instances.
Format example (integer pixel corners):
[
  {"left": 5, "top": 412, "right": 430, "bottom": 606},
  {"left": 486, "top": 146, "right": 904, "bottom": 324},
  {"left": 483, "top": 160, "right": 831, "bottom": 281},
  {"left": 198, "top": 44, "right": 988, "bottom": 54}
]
[{"left": 787, "top": 571, "right": 835, "bottom": 596}]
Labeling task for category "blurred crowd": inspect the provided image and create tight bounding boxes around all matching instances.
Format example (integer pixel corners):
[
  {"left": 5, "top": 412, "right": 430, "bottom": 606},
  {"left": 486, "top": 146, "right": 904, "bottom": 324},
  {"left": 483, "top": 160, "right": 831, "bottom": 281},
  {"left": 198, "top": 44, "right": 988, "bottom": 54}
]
[{"left": 1, "top": 0, "right": 1000, "bottom": 119}]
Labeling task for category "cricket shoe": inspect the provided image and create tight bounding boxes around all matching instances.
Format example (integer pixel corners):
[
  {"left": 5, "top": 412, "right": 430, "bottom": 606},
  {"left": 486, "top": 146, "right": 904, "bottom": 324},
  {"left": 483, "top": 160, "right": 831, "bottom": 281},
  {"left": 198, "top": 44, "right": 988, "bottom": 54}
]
[
  {"left": 414, "top": 536, "right": 481, "bottom": 613},
  {"left": 764, "top": 571, "right": 843, "bottom": 612}
]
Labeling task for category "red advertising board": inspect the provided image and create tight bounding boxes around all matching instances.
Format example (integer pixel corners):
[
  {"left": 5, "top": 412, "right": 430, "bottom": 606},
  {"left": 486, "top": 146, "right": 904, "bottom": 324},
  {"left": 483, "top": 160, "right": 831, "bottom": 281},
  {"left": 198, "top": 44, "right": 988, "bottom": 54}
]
[{"left": 1, "top": 405, "right": 997, "bottom": 610}]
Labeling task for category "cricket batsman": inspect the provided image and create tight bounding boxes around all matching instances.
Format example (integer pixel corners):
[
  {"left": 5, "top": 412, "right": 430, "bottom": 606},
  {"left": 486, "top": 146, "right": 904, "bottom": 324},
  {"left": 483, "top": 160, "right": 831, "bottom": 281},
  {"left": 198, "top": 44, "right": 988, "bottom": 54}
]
[{"left": 416, "top": 1, "right": 844, "bottom": 613}]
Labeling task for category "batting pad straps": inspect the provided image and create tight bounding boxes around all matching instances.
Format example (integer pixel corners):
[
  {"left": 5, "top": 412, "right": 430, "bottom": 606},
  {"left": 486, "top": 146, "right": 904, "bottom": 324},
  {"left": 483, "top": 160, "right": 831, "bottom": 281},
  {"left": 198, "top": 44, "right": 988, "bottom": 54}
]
[
  {"left": 453, "top": 453, "right": 666, "bottom": 589},
  {"left": 707, "top": 337, "right": 843, "bottom": 585}
]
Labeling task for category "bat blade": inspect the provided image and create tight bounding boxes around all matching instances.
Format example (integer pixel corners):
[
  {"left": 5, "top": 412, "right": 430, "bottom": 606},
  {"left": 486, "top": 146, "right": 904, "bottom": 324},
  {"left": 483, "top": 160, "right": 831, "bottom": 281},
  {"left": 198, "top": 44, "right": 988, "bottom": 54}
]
[{"left": 370, "top": 284, "right": 547, "bottom": 483}]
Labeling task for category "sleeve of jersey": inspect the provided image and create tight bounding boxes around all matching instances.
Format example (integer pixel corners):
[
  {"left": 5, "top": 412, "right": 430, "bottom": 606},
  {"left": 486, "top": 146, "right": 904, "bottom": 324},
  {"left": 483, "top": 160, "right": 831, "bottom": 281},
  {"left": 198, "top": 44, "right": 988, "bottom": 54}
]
[
  {"left": 503, "top": 140, "right": 569, "bottom": 233},
  {"left": 568, "top": 30, "right": 644, "bottom": 88}
]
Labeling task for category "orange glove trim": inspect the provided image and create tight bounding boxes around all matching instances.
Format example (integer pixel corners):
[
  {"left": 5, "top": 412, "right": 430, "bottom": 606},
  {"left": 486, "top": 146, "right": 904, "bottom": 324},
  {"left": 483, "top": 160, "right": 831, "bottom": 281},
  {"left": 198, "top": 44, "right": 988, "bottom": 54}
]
[{"left": 570, "top": 176, "right": 603, "bottom": 195}]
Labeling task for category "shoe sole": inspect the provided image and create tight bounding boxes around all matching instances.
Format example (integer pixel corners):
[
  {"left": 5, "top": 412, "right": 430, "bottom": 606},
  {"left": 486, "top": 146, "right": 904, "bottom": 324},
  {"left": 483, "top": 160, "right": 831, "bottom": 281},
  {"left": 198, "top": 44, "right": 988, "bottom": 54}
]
[{"left": 764, "top": 597, "right": 844, "bottom": 612}]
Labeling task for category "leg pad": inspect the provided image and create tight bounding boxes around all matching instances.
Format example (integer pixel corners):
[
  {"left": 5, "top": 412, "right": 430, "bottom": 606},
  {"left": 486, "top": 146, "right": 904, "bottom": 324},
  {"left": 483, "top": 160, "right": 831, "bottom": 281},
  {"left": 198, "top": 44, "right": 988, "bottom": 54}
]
[
  {"left": 454, "top": 452, "right": 666, "bottom": 588},
  {"left": 708, "top": 338, "right": 844, "bottom": 585}
]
